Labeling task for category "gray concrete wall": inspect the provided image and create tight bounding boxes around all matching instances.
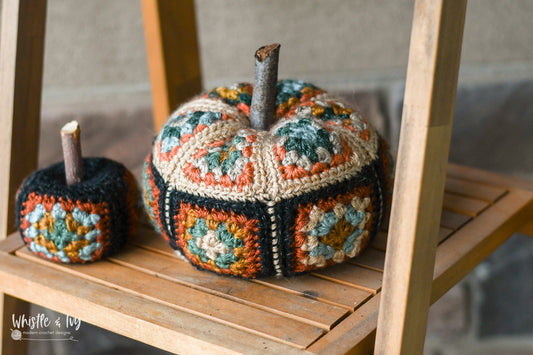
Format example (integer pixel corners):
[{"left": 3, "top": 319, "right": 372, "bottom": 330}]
[
  {"left": 2, "top": 0, "right": 533, "bottom": 107},
  {"left": 2, "top": 3, "right": 533, "bottom": 352}
]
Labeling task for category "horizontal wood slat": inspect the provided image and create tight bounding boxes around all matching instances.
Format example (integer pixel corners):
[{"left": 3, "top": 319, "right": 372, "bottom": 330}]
[
  {"left": 1, "top": 167, "right": 531, "bottom": 354},
  {"left": 308, "top": 188, "right": 533, "bottom": 355},
  {"left": 0, "top": 232, "right": 24, "bottom": 253},
  {"left": 0, "top": 253, "right": 303, "bottom": 355},
  {"left": 130, "top": 228, "right": 176, "bottom": 255},
  {"left": 313, "top": 264, "right": 382, "bottom": 294},
  {"left": 131, "top": 228, "right": 375, "bottom": 311},
  {"left": 307, "top": 294, "right": 381, "bottom": 355},
  {"left": 447, "top": 163, "right": 533, "bottom": 191},
  {"left": 445, "top": 177, "right": 506, "bottom": 202},
  {"left": 442, "top": 193, "right": 489, "bottom": 217},
  {"left": 438, "top": 227, "right": 455, "bottom": 244},
  {"left": 109, "top": 245, "right": 348, "bottom": 329},
  {"left": 349, "top": 248, "right": 386, "bottom": 272},
  {"left": 16, "top": 248, "right": 324, "bottom": 348},
  {"left": 371, "top": 226, "right": 453, "bottom": 252},
  {"left": 255, "top": 275, "right": 371, "bottom": 311},
  {"left": 131, "top": 226, "right": 374, "bottom": 311},
  {"left": 372, "top": 228, "right": 456, "bottom": 253},
  {"left": 440, "top": 210, "right": 471, "bottom": 230},
  {"left": 382, "top": 210, "right": 470, "bottom": 233},
  {"left": 431, "top": 189, "right": 533, "bottom": 302}
]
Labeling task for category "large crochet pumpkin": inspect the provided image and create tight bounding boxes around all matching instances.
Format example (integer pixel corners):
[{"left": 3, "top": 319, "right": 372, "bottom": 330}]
[{"left": 143, "top": 80, "right": 392, "bottom": 278}]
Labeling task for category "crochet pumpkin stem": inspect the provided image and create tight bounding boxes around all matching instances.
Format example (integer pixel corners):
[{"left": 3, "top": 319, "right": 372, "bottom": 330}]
[
  {"left": 250, "top": 43, "right": 280, "bottom": 130},
  {"left": 60, "top": 120, "right": 83, "bottom": 185}
]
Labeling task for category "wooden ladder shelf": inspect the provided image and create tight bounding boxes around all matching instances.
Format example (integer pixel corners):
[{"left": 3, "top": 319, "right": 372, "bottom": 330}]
[
  {"left": 2, "top": 0, "right": 532, "bottom": 354},
  {"left": 1, "top": 164, "right": 532, "bottom": 354}
]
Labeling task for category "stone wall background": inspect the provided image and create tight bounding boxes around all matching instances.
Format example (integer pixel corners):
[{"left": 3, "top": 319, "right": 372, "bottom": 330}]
[
  {"left": 1, "top": 0, "right": 532, "bottom": 354},
  {"left": 2, "top": 0, "right": 533, "bottom": 109}
]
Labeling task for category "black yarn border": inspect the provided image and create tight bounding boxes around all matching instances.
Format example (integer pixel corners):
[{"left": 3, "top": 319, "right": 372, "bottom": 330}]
[
  {"left": 149, "top": 158, "right": 274, "bottom": 277},
  {"left": 149, "top": 137, "right": 389, "bottom": 277},
  {"left": 275, "top": 139, "right": 389, "bottom": 277},
  {"left": 15, "top": 158, "right": 134, "bottom": 257}
]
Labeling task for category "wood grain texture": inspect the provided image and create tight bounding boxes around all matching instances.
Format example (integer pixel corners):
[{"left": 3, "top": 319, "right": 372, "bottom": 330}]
[
  {"left": 0, "top": 2, "right": 46, "bottom": 353},
  {"left": 442, "top": 193, "right": 489, "bottom": 217},
  {"left": 16, "top": 248, "right": 325, "bottom": 348},
  {"left": 141, "top": 0, "right": 202, "bottom": 131},
  {"left": 432, "top": 189, "right": 533, "bottom": 302},
  {"left": 0, "top": 253, "right": 303, "bottom": 355},
  {"left": 308, "top": 186, "right": 533, "bottom": 355},
  {"left": 307, "top": 295, "right": 381, "bottom": 355},
  {"left": 440, "top": 210, "right": 471, "bottom": 230},
  {"left": 314, "top": 264, "right": 382, "bottom": 294},
  {"left": 0, "top": 0, "right": 47, "bottom": 239},
  {"left": 372, "top": 226, "right": 455, "bottom": 253},
  {"left": 0, "top": 232, "right": 24, "bottom": 254},
  {"left": 447, "top": 164, "right": 532, "bottom": 237},
  {"left": 348, "top": 248, "right": 386, "bottom": 272},
  {"left": 109, "top": 245, "right": 348, "bottom": 330},
  {"left": 448, "top": 163, "right": 533, "bottom": 191},
  {"left": 255, "top": 275, "right": 372, "bottom": 311},
  {"left": 445, "top": 177, "right": 506, "bottom": 202},
  {"left": 130, "top": 225, "right": 183, "bottom": 256},
  {"left": 0, "top": 168, "right": 531, "bottom": 354},
  {"left": 131, "top": 228, "right": 369, "bottom": 312},
  {"left": 375, "top": 1, "right": 467, "bottom": 354}
]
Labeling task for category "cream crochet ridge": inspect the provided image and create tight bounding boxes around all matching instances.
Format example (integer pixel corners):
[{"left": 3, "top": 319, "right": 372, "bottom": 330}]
[{"left": 151, "top": 96, "right": 380, "bottom": 203}]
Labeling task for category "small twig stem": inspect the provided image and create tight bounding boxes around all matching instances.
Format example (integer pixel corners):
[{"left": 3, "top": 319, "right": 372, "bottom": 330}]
[
  {"left": 60, "top": 120, "right": 83, "bottom": 185},
  {"left": 250, "top": 43, "right": 280, "bottom": 130}
]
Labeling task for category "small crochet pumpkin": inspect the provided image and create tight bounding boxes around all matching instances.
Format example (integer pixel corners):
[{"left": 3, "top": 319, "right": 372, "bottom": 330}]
[
  {"left": 16, "top": 122, "right": 139, "bottom": 263},
  {"left": 143, "top": 79, "right": 393, "bottom": 278}
]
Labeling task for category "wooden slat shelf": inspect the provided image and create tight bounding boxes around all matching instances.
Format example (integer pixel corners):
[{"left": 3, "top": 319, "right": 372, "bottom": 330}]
[{"left": 1, "top": 167, "right": 532, "bottom": 354}]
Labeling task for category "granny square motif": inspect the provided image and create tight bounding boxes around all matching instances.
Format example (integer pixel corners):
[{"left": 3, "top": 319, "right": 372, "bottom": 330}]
[{"left": 143, "top": 80, "right": 393, "bottom": 278}]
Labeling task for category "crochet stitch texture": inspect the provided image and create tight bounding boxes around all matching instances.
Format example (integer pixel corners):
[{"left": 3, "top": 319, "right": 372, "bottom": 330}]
[
  {"left": 144, "top": 80, "right": 393, "bottom": 278},
  {"left": 16, "top": 158, "right": 139, "bottom": 263}
]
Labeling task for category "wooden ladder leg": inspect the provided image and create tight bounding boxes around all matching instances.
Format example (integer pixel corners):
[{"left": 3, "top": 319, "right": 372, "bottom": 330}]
[
  {"left": 0, "top": 0, "right": 47, "bottom": 240},
  {"left": 141, "top": 0, "right": 202, "bottom": 132},
  {"left": 375, "top": 1, "right": 467, "bottom": 354},
  {"left": 2, "top": 294, "right": 30, "bottom": 355},
  {"left": 0, "top": 0, "right": 46, "bottom": 353}
]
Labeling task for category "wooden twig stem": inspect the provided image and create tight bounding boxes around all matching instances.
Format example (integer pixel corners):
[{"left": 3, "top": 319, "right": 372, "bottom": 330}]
[
  {"left": 60, "top": 120, "right": 83, "bottom": 185},
  {"left": 250, "top": 43, "right": 280, "bottom": 130}
]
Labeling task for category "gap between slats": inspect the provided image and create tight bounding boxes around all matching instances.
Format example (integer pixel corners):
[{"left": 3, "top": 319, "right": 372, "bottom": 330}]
[
  {"left": 312, "top": 264, "right": 382, "bottom": 294},
  {"left": 374, "top": 178, "right": 508, "bottom": 254},
  {"left": 108, "top": 245, "right": 350, "bottom": 328},
  {"left": 444, "top": 177, "right": 506, "bottom": 202},
  {"left": 307, "top": 188, "right": 533, "bottom": 353},
  {"left": 252, "top": 275, "right": 372, "bottom": 312},
  {"left": 443, "top": 192, "right": 492, "bottom": 217},
  {"left": 15, "top": 247, "right": 324, "bottom": 349},
  {"left": 372, "top": 226, "right": 455, "bottom": 253},
  {"left": 130, "top": 228, "right": 378, "bottom": 311}
]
